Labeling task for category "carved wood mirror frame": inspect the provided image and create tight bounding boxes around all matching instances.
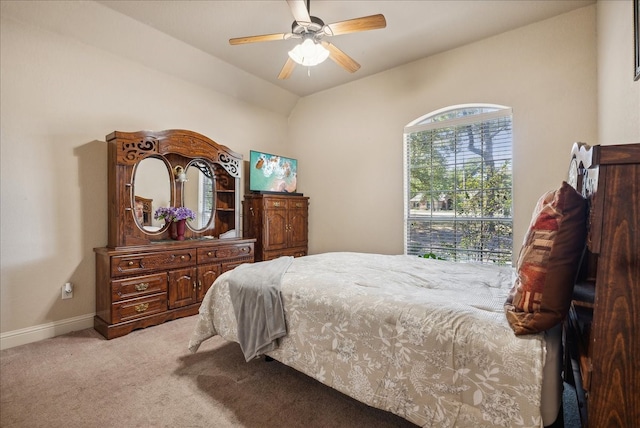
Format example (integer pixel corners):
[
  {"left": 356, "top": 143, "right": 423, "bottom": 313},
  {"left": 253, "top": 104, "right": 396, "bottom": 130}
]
[{"left": 105, "top": 129, "right": 242, "bottom": 248}]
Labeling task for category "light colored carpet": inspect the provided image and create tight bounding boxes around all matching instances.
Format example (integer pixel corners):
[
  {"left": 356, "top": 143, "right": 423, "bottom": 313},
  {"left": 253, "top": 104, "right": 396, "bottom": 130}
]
[
  {"left": 0, "top": 316, "right": 416, "bottom": 428},
  {"left": 1, "top": 315, "right": 580, "bottom": 427}
]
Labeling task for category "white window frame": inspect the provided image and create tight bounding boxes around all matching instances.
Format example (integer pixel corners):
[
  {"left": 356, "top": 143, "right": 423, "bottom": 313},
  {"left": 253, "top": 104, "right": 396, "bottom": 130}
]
[{"left": 403, "top": 104, "right": 513, "bottom": 263}]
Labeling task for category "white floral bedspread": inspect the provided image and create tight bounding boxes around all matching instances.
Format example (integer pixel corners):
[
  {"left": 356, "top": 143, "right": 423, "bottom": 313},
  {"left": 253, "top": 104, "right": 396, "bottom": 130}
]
[{"left": 189, "top": 252, "right": 547, "bottom": 428}]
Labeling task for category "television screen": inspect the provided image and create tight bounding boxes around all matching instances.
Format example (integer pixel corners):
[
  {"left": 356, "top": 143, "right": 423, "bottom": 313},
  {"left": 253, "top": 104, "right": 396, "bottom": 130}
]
[{"left": 249, "top": 150, "right": 299, "bottom": 194}]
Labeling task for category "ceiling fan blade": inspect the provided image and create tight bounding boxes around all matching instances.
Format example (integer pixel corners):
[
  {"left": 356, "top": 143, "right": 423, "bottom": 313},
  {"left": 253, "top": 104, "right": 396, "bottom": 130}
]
[
  {"left": 320, "top": 41, "right": 360, "bottom": 73},
  {"left": 278, "top": 57, "right": 297, "bottom": 79},
  {"left": 229, "top": 33, "right": 288, "bottom": 45},
  {"left": 324, "top": 14, "right": 386, "bottom": 36},
  {"left": 287, "top": 0, "right": 311, "bottom": 26}
]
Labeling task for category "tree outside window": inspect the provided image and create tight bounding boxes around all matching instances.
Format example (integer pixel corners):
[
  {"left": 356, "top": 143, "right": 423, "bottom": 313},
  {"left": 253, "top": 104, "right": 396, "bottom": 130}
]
[{"left": 404, "top": 105, "right": 513, "bottom": 264}]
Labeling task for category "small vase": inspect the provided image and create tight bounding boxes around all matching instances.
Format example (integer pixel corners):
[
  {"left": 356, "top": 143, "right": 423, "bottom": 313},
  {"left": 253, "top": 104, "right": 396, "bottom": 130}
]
[{"left": 175, "top": 219, "right": 186, "bottom": 241}]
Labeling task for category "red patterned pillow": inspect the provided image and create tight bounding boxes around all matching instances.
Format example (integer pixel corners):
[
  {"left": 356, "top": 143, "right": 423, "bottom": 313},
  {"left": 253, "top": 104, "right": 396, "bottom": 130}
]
[{"left": 505, "top": 181, "right": 587, "bottom": 335}]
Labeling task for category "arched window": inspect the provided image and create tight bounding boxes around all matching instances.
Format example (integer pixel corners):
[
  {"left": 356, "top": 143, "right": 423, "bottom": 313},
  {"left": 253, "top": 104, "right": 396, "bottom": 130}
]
[{"left": 404, "top": 104, "right": 513, "bottom": 263}]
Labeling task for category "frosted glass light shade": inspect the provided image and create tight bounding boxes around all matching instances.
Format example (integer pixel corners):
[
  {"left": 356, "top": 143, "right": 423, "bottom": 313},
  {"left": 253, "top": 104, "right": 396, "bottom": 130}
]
[{"left": 288, "top": 39, "right": 330, "bottom": 66}]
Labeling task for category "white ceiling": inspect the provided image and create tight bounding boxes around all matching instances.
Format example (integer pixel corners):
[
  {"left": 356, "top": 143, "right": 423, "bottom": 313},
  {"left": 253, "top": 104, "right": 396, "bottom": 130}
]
[{"left": 97, "top": 0, "right": 595, "bottom": 97}]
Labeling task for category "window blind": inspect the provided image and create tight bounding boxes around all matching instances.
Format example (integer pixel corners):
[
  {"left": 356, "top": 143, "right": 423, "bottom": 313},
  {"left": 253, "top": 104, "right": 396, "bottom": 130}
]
[{"left": 404, "top": 106, "right": 513, "bottom": 264}]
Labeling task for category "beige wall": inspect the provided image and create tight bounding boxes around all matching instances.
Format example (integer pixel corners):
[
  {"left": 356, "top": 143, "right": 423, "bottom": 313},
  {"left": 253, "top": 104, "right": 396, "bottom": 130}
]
[
  {"left": 597, "top": 0, "right": 640, "bottom": 144},
  {"left": 0, "top": 14, "right": 289, "bottom": 342},
  {"left": 4, "top": 1, "right": 634, "bottom": 347},
  {"left": 289, "top": 6, "right": 598, "bottom": 257}
]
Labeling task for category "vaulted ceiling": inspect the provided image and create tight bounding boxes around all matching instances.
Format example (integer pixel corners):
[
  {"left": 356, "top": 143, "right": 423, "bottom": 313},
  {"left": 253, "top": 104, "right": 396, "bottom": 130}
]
[{"left": 98, "top": 0, "right": 595, "bottom": 97}]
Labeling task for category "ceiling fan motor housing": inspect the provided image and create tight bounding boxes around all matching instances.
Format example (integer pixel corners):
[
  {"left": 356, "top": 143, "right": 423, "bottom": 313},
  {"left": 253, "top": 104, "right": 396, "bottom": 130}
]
[{"left": 291, "top": 15, "right": 325, "bottom": 37}]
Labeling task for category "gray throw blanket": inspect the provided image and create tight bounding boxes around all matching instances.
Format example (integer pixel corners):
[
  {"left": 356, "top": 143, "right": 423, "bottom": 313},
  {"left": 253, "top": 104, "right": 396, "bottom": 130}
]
[{"left": 228, "top": 256, "right": 293, "bottom": 361}]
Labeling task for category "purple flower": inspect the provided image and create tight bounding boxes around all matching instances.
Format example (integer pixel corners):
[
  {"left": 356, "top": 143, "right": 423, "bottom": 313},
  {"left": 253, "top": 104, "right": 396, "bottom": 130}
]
[
  {"left": 173, "top": 206, "right": 196, "bottom": 221},
  {"left": 154, "top": 206, "right": 195, "bottom": 222},
  {"left": 153, "top": 206, "right": 173, "bottom": 221}
]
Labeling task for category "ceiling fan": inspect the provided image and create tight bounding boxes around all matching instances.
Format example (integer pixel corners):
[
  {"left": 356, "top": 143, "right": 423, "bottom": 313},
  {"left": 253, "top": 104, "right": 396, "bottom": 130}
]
[{"left": 229, "top": 0, "right": 386, "bottom": 79}]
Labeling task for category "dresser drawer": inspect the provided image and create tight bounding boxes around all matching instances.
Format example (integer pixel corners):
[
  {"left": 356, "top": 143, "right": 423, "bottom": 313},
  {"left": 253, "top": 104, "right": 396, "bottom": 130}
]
[
  {"left": 198, "top": 244, "right": 253, "bottom": 264},
  {"left": 111, "top": 294, "right": 167, "bottom": 323},
  {"left": 263, "top": 198, "right": 288, "bottom": 209},
  {"left": 111, "top": 249, "right": 196, "bottom": 277},
  {"left": 288, "top": 199, "right": 307, "bottom": 209},
  {"left": 263, "top": 198, "right": 306, "bottom": 210},
  {"left": 111, "top": 273, "right": 167, "bottom": 302}
]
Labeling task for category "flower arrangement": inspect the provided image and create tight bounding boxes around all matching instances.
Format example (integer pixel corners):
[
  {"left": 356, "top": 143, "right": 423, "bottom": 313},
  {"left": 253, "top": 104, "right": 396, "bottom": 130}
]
[{"left": 154, "top": 206, "right": 196, "bottom": 222}]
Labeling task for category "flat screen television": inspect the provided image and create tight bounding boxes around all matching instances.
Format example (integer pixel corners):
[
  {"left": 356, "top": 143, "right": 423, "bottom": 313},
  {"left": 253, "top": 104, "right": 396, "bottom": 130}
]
[{"left": 249, "top": 150, "right": 300, "bottom": 195}]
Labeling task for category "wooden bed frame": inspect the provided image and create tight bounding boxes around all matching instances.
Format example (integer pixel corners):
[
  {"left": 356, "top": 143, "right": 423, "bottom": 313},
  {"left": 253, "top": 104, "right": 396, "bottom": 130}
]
[{"left": 563, "top": 142, "right": 640, "bottom": 427}]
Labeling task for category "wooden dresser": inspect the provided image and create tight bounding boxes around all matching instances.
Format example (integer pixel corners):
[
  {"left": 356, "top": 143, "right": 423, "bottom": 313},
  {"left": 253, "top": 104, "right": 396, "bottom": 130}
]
[
  {"left": 564, "top": 142, "right": 640, "bottom": 427},
  {"left": 95, "top": 129, "right": 255, "bottom": 339},
  {"left": 95, "top": 239, "right": 254, "bottom": 339},
  {"left": 243, "top": 194, "right": 309, "bottom": 261}
]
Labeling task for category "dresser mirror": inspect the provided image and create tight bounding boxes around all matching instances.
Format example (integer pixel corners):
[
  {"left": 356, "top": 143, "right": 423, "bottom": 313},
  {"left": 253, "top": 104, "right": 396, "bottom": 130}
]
[
  {"left": 105, "top": 129, "right": 242, "bottom": 248},
  {"left": 95, "top": 129, "right": 254, "bottom": 340},
  {"left": 183, "top": 160, "right": 216, "bottom": 232},
  {"left": 133, "top": 156, "right": 172, "bottom": 232}
]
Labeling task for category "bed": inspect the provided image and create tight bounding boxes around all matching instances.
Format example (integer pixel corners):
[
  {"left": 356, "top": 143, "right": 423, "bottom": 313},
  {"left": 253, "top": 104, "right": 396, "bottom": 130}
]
[
  {"left": 188, "top": 252, "right": 569, "bottom": 428},
  {"left": 189, "top": 149, "right": 590, "bottom": 427}
]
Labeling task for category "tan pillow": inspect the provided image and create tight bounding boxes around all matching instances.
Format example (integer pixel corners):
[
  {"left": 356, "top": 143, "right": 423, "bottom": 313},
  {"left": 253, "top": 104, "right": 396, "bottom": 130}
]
[{"left": 505, "top": 181, "right": 587, "bottom": 335}]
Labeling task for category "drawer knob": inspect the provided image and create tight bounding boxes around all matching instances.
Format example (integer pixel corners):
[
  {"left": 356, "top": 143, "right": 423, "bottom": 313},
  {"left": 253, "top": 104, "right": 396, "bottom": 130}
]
[
  {"left": 273, "top": 202, "right": 281, "bottom": 207},
  {"left": 128, "top": 261, "right": 134, "bottom": 266},
  {"left": 134, "top": 282, "right": 149, "bottom": 291},
  {"left": 180, "top": 255, "right": 186, "bottom": 260},
  {"left": 207, "top": 252, "right": 212, "bottom": 256},
  {"left": 134, "top": 303, "right": 149, "bottom": 313}
]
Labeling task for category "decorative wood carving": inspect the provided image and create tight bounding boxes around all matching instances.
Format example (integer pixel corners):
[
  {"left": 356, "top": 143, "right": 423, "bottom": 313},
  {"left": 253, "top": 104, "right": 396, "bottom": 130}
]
[
  {"left": 95, "top": 129, "right": 255, "bottom": 339},
  {"left": 565, "top": 142, "right": 640, "bottom": 427},
  {"left": 105, "top": 129, "right": 242, "bottom": 248}
]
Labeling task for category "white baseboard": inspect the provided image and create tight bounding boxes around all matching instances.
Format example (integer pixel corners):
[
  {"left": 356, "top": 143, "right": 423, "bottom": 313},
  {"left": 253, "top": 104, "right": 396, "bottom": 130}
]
[{"left": 0, "top": 313, "right": 95, "bottom": 350}]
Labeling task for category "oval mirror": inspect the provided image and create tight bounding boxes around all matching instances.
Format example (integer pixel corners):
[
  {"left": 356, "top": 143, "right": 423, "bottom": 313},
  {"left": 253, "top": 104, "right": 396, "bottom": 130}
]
[
  {"left": 133, "top": 156, "right": 172, "bottom": 233},
  {"left": 183, "top": 160, "right": 215, "bottom": 231}
]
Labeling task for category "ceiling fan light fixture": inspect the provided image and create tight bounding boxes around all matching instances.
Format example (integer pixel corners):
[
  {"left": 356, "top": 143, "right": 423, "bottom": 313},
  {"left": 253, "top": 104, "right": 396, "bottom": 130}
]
[{"left": 288, "top": 38, "right": 329, "bottom": 67}]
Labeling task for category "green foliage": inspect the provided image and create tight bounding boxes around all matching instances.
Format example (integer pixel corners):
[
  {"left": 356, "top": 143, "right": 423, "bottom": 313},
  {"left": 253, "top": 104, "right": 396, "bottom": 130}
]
[
  {"left": 420, "top": 252, "right": 444, "bottom": 260},
  {"left": 406, "top": 108, "right": 513, "bottom": 264}
]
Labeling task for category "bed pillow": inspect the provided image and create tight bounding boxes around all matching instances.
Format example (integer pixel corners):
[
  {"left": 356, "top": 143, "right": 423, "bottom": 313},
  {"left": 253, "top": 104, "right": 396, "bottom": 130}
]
[{"left": 505, "top": 181, "right": 587, "bottom": 335}]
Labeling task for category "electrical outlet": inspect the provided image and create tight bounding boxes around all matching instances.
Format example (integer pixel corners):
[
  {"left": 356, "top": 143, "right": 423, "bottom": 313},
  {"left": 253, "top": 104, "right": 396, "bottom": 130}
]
[{"left": 62, "top": 283, "right": 73, "bottom": 300}]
